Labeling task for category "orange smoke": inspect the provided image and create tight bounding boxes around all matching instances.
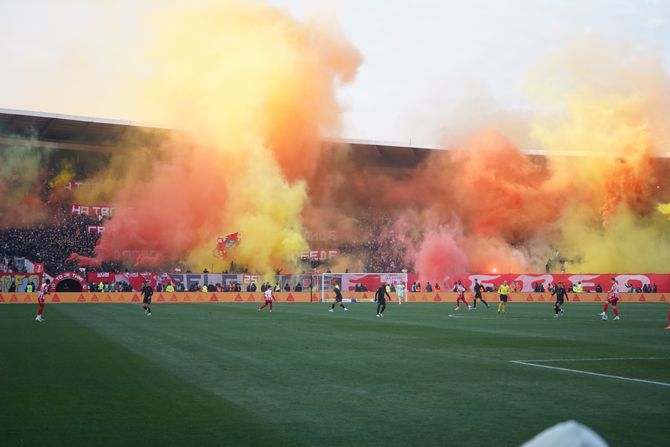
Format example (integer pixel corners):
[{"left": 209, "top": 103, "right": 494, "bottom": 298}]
[{"left": 447, "top": 131, "right": 559, "bottom": 241}]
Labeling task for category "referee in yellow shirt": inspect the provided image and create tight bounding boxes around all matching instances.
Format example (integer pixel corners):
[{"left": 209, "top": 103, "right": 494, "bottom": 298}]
[{"left": 498, "top": 280, "right": 511, "bottom": 314}]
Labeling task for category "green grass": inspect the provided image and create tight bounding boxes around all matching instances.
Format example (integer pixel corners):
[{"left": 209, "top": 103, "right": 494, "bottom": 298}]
[{"left": 1, "top": 302, "right": 669, "bottom": 446}]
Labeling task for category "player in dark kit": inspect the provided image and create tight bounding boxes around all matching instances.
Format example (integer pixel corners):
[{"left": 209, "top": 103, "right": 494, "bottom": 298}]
[
  {"left": 551, "top": 282, "right": 568, "bottom": 317},
  {"left": 472, "top": 279, "right": 488, "bottom": 309},
  {"left": 329, "top": 284, "right": 348, "bottom": 312},
  {"left": 141, "top": 280, "right": 153, "bottom": 316},
  {"left": 375, "top": 283, "right": 391, "bottom": 318}
]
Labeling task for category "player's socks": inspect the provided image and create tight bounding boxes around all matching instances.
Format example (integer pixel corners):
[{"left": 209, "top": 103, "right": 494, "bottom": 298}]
[
  {"left": 483, "top": 300, "right": 489, "bottom": 308},
  {"left": 603, "top": 303, "right": 609, "bottom": 313},
  {"left": 613, "top": 308, "right": 618, "bottom": 317}
]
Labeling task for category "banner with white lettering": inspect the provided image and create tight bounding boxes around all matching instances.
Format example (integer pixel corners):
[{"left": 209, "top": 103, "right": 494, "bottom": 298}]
[{"left": 70, "top": 204, "right": 114, "bottom": 218}]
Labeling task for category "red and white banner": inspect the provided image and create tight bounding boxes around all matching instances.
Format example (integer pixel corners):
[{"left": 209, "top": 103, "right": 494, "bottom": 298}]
[
  {"left": 71, "top": 204, "right": 114, "bottom": 217},
  {"left": 75, "top": 272, "right": 670, "bottom": 293},
  {"left": 51, "top": 272, "right": 86, "bottom": 291},
  {"left": 426, "top": 273, "right": 669, "bottom": 293},
  {"left": 329, "top": 273, "right": 670, "bottom": 293}
]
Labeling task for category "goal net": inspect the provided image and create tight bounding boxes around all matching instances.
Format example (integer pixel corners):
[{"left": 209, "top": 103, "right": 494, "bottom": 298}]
[{"left": 320, "top": 272, "right": 408, "bottom": 303}]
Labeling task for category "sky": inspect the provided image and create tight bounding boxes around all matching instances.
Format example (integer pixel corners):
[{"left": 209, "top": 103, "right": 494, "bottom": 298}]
[{"left": 1, "top": 0, "right": 669, "bottom": 148}]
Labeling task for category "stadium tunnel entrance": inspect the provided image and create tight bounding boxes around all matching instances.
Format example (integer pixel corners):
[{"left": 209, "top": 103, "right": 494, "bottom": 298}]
[{"left": 55, "top": 279, "right": 83, "bottom": 293}]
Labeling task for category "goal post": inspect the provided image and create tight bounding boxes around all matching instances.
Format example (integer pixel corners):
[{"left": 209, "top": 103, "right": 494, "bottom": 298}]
[{"left": 320, "top": 272, "right": 408, "bottom": 303}]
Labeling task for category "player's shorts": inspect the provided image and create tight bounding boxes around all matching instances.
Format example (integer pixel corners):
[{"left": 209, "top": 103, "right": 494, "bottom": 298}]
[
  {"left": 499, "top": 294, "right": 508, "bottom": 302},
  {"left": 457, "top": 293, "right": 465, "bottom": 300},
  {"left": 377, "top": 298, "right": 386, "bottom": 304},
  {"left": 555, "top": 298, "right": 564, "bottom": 305},
  {"left": 334, "top": 296, "right": 343, "bottom": 302},
  {"left": 264, "top": 299, "right": 272, "bottom": 304},
  {"left": 143, "top": 297, "right": 152, "bottom": 304},
  {"left": 474, "top": 292, "right": 482, "bottom": 299},
  {"left": 607, "top": 295, "right": 619, "bottom": 305}
]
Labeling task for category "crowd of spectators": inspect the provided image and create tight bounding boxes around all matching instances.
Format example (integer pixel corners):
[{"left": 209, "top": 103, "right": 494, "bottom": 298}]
[
  {"left": 334, "top": 216, "right": 407, "bottom": 274},
  {"left": 0, "top": 214, "right": 100, "bottom": 275},
  {"left": 87, "top": 281, "right": 133, "bottom": 292}
]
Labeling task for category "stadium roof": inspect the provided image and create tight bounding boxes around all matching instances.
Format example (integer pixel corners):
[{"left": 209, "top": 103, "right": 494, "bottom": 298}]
[
  {"left": 0, "top": 109, "right": 433, "bottom": 167},
  {"left": 2, "top": 108, "right": 668, "bottom": 159},
  {"left": 0, "top": 108, "right": 170, "bottom": 153}
]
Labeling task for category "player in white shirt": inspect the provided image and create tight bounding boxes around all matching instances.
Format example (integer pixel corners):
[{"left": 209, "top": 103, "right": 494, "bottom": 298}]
[
  {"left": 600, "top": 278, "right": 620, "bottom": 321},
  {"left": 396, "top": 282, "right": 405, "bottom": 304},
  {"left": 35, "top": 279, "right": 51, "bottom": 322},
  {"left": 258, "top": 287, "right": 277, "bottom": 312},
  {"left": 454, "top": 280, "right": 471, "bottom": 311}
]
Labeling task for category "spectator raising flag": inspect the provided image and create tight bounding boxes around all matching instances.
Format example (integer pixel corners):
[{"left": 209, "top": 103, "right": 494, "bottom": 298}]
[{"left": 214, "top": 232, "right": 241, "bottom": 259}]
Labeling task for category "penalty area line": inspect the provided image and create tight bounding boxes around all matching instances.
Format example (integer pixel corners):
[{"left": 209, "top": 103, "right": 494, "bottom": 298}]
[{"left": 510, "top": 360, "right": 670, "bottom": 388}]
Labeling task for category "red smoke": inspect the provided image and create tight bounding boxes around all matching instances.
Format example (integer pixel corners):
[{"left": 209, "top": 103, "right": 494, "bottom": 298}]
[
  {"left": 90, "top": 139, "right": 230, "bottom": 267},
  {"left": 413, "top": 226, "right": 468, "bottom": 282}
]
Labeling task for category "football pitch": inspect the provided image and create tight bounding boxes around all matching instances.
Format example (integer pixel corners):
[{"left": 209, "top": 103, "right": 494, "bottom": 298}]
[{"left": 2, "top": 302, "right": 669, "bottom": 446}]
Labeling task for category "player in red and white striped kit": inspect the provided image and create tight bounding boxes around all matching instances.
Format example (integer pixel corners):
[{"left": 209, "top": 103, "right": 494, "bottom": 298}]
[
  {"left": 454, "top": 280, "right": 471, "bottom": 311},
  {"left": 35, "top": 279, "right": 51, "bottom": 322},
  {"left": 600, "top": 278, "right": 620, "bottom": 321},
  {"left": 258, "top": 287, "right": 276, "bottom": 312}
]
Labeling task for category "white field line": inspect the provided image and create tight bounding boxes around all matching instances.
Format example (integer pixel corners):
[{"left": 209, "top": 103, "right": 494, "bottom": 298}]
[
  {"left": 515, "top": 357, "right": 670, "bottom": 362},
  {"left": 510, "top": 360, "right": 670, "bottom": 388}
]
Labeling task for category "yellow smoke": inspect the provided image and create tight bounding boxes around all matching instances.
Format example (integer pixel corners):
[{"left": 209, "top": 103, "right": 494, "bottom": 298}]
[
  {"left": 529, "top": 36, "right": 670, "bottom": 272},
  {"left": 48, "top": 160, "right": 75, "bottom": 190},
  {"left": 658, "top": 203, "right": 670, "bottom": 219},
  {"left": 0, "top": 140, "right": 47, "bottom": 228}
]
